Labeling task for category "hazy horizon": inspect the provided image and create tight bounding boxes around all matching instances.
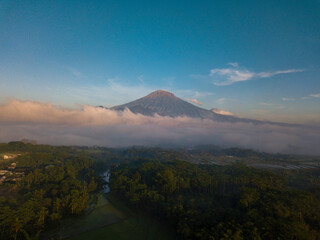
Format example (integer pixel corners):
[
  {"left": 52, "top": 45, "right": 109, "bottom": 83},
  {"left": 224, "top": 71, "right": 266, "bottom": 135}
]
[{"left": 0, "top": 0, "right": 320, "bottom": 154}]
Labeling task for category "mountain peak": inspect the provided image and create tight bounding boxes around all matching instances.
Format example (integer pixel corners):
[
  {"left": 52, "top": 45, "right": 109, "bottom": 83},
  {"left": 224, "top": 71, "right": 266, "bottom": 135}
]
[
  {"left": 111, "top": 90, "right": 218, "bottom": 119},
  {"left": 146, "top": 90, "right": 176, "bottom": 98}
]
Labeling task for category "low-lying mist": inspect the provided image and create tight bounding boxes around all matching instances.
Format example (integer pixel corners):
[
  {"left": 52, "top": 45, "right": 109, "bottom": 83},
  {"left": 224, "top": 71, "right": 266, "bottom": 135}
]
[{"left": 1, "top": 99, "right": 319, "bottom": 155}]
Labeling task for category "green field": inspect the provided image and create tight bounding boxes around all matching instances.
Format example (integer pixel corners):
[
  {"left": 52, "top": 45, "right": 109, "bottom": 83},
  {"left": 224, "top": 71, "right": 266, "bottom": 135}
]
[
  {"left": 67, "top": 214, "right": 177, "bottom": 240},
  {"left": 44, "top": 194, "right": 125, "bottom": 239},
  {"left": 44, "top": 194, "right": 176, "bottom": 240}
]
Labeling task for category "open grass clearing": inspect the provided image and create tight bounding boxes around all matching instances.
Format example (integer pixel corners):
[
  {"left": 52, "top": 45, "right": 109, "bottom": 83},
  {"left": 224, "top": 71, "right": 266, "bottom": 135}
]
[
  {"left": 67, "top": 213, "right": 177, "bottom": 240},
  {"left": 43, "top": 194, "right": 126, "bottom": 239}
]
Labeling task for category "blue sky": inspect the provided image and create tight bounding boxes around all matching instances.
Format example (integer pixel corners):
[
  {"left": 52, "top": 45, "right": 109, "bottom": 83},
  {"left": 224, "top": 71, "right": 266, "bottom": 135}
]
[{"left": 0, "top": 0, "right": 320, "bottom": 124}]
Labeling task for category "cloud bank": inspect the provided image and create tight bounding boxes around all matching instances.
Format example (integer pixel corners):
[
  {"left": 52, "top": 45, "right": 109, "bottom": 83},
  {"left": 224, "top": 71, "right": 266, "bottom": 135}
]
[{"left": 0, "top": 99, "right": 319, "bottom": 155}]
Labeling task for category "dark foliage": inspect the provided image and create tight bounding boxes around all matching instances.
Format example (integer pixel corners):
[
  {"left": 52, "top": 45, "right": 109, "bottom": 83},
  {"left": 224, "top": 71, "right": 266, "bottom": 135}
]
[{"left": 0, "top": 142, "right": 99, "bottom": 240}]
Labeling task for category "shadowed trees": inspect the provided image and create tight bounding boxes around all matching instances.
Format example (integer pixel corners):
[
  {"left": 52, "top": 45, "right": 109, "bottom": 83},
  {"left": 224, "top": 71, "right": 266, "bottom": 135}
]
[{"left": 110, "top": 160, "right": 320, "bottom": 240}]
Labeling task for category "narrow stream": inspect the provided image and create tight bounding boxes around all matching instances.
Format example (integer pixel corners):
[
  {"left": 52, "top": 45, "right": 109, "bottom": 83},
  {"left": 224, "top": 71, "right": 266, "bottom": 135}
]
[{"left": 101, "top": 169, "right": 110, "bottom": 193}]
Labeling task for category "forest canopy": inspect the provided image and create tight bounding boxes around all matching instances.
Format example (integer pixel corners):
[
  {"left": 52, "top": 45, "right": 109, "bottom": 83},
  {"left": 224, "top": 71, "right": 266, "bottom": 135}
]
[{"left": 110, "top": 160, "right": 320, "bottom": 240}]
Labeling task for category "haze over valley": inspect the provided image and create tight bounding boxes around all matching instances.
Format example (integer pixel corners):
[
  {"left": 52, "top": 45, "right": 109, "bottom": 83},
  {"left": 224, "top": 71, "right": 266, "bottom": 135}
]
[
  {"left": 1, "top": 90, "right": 319, "bottom": 155},
  {"left": 1, "top": 1, "right": 320, "bottom": 240}
]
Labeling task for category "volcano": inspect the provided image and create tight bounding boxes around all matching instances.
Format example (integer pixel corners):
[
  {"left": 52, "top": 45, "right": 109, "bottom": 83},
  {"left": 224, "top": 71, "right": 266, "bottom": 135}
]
[
  {"left": 110, "top": 90, "right": 240, "bottom": 122},
  {"left": 108, "top": 90, "right": 298, "bottom": 126}
]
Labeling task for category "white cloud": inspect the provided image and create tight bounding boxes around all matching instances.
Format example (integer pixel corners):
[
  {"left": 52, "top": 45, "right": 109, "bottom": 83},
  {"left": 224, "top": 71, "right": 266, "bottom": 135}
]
[
  {"left": 211, "top": 108, "right": 234, "bottom": 116},
  {"left": 228, "top": 62, "right": 239, "bottom": 68},
  {"left": 302, "top": 93, "right": 320, "bottom": 100},
  {"left": 282, "top": 97, "right": 295, "bottom": 101},
  {"left": 210, "top": 68, "right": 255, "bottom": 86},
  {"left": 256, "top": 69, "right": 303, "bottom": 78},
  {"left": 310, "top": 93, "right": 320, "bottom": 98},
  {"left": 186, "top": 98, "right": 203, "bottom": 106},
  {"left": 216, "top": 98, "right": 227, "bottom": 104},
  {"left": 209, "top": 64, "right": 304, "bottom": 86},
  {"left": 260, "top": 102, "right": 284, "bottom": 109}
]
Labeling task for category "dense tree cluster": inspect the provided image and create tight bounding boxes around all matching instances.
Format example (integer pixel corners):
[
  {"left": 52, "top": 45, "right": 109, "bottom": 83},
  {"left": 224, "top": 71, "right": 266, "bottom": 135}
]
[
  {"left": 0, "top": 142, "right": 99, "bottom": 240},
  {"left": 110, "top": 160, "right": 320, "bottom": 240}
]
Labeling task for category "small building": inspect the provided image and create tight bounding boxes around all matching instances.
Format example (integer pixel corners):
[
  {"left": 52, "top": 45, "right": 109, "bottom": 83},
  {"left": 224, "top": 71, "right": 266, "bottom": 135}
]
[
  {"left": 0, "top": 176, "right": 6, "bottom": 184},
  {"left": 8, "top": 163, "right": 16, "bottom": 170},
  {"left": 14, "top": 172, "right": 25, "bottom": 175},
  {"left": 11, "top": 178, "right": 21, "bottom": 182},
  {"left": 3, "top": 154, "right": 17, "bottom": 160},
  {"left": 45, "top": 164, "right": 55, "bottom": 169},
  {"left": 0, "top": 170, "right": 9, "bottom": 176}
]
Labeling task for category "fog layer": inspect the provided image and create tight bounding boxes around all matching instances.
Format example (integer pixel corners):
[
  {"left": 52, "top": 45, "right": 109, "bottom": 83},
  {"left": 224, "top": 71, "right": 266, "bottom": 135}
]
[{"left": 1, "top": 99, "right": 319, "bottom": 155}]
